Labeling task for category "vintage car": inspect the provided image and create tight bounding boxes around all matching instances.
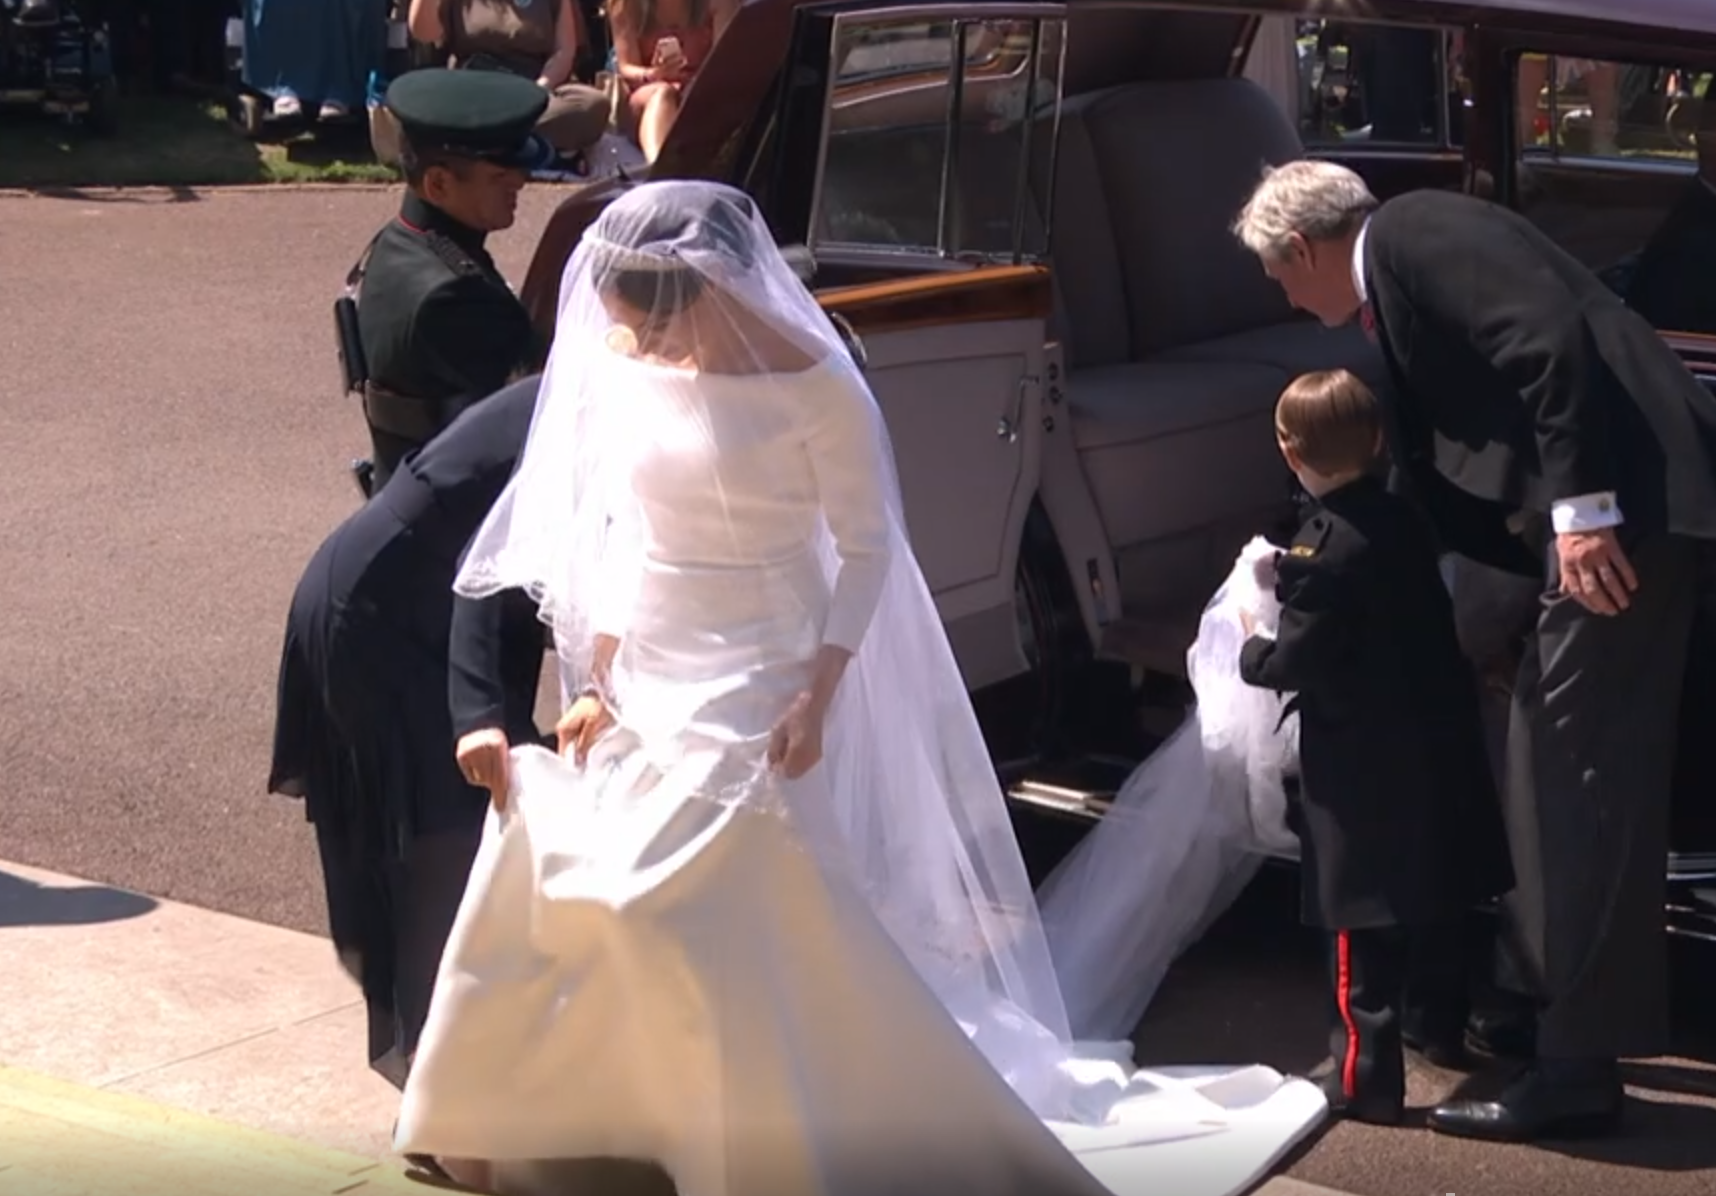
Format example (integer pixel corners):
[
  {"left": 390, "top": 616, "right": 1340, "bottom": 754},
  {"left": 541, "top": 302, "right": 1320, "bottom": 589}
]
[{"left": 509, "top": 0, "right": 1716, "bottom": 940}]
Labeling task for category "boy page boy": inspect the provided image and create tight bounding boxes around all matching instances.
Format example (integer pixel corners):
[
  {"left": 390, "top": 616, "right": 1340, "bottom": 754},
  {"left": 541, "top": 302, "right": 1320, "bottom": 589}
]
[{"left": 1238, "top": 369, "right": 1514, "bottom": 1124}]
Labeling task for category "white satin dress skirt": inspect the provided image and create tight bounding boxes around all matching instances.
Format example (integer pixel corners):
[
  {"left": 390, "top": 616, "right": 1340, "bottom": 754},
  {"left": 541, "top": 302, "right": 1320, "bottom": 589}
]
[{"left": 394, "top": 551, "right": 1140, "bottom": 1196}]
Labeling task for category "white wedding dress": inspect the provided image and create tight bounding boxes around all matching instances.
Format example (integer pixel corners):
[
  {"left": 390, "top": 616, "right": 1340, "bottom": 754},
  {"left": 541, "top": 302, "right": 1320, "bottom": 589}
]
[
  {"left": 395, "top": 180, "right": 1326, "bottom": 1196},
  {"left": 397, "top": 366, "right": 1322, "bottom": 1196}
]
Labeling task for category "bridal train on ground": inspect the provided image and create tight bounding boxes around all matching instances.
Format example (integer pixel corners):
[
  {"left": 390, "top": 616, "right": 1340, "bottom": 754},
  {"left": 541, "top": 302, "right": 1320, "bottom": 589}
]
[
  {"left": 392, "top": 180, "right": 1327, "bottom": 1196},
  {"left": 1039, "top": 537, "right": 1303, "bottom": 1044}
]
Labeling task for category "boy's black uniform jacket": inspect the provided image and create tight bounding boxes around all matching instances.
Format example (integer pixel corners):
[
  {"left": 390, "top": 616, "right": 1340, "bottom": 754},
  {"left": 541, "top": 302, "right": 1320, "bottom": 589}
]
[{"left": 1240, "top": 476, "right": 1514, "bottom": 930}]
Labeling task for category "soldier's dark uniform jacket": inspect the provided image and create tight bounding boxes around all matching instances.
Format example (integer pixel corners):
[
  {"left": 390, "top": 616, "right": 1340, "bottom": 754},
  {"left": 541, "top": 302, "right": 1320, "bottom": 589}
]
[
  {"left": 1238, "top": 475, "right": 1515, "bottom": 1120},
  {"left": 268, "top": 374, "right": 548, "bottom": 1087},
  {"left": 353, "top": 69, "right": 550, "bottom": 493}
]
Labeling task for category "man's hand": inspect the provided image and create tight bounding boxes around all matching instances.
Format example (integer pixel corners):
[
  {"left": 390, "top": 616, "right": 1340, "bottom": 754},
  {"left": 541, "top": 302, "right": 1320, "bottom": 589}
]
[
  {"left": 1556, "top": 527, "right": 1638, "bottom": 615},
  {"left": 456, "top": 728, "right": 512, "bottom": 810},
  {"left": 556, "top": 693, "right": 615, "bottom": 768}
]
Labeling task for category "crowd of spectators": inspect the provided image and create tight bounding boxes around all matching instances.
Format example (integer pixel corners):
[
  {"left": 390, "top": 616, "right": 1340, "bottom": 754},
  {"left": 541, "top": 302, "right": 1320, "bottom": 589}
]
[{"left": 104, "top": 0, "right": 735, "bottom": 166}]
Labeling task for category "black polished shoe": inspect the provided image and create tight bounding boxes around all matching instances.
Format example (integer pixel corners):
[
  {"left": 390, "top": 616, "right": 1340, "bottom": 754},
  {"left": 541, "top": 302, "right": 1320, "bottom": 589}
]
[
  {"left": 1466, "top": 1007, "right": 1537, "bottom": 1061},
  {"left": 1427, "top": 1059, "right": 1623, "bottom": 1142}
]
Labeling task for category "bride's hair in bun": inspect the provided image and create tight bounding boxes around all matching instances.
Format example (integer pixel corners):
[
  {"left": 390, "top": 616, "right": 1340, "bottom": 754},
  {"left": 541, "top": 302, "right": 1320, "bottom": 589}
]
[{"left": 588, "top": 183, "right": 760, "bottom": 320}]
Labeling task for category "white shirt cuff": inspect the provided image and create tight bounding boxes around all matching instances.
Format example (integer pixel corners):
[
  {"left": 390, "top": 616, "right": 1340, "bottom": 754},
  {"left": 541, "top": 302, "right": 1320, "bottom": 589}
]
[{"left": 1550, "top": 492, "right": 1623, "bottom": 534}]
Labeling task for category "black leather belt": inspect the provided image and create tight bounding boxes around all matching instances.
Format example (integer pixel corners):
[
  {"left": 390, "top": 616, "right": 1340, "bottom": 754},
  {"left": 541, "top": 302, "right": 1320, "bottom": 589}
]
[{"left": 363, "top": 383, "right": 472, "bottom": 444}]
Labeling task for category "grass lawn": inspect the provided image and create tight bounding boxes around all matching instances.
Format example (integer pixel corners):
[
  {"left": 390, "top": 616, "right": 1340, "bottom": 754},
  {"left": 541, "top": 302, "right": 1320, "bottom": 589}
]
[{"left": 0, "top": 95, "right": 398, "bottom": 190}]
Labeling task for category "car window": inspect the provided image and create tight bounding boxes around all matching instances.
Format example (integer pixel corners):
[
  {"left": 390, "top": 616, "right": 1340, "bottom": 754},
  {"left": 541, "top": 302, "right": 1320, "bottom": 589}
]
[
  {"left": 1510, "top": 52, "right": 1716, "bottom": 335},
  {"left": 812, "top": 12, "right": 1065, "bottom": 261},
  {"left": 1249, "top": 17, "right": 1466, "bottom": 151}
]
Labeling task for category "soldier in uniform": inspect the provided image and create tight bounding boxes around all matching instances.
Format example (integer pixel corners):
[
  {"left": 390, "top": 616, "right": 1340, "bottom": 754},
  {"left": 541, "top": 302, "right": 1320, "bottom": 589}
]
[
  {"left": 1238, "top": 370, "right": 1514, "bottom": 1127},
  {"left": 268, "top": 375, "right": 550, "bottom": 1100},
  {"left": 350, "top": 68, "right": 550, "bottom": 494}
]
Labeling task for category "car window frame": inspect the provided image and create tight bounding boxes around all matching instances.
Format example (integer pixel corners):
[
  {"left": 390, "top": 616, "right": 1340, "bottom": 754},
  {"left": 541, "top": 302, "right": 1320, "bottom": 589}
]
[
  {"left": 1278, "top": 15, "right": 1469, "bottom": 160},
  {"left": 802, "top": 1, "right": 1069, "bottom": 270},
  {"left": 1508, "top": 45, "right": 1712, "bottom": 176},
  {"left": 1485, "top": 32, "right": 1716, "bottom": 342}
]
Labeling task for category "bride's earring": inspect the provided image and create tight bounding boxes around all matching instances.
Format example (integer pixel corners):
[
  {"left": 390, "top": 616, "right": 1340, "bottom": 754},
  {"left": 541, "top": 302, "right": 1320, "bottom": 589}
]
[{"left": 605, "top": 324, "right": 641, "bottom": 355}]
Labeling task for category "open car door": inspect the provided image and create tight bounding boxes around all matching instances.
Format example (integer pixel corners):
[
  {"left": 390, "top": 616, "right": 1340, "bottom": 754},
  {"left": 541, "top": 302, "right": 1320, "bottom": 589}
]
[{"left": 769, "top": 4, "right": 1068, "bottom": 693}]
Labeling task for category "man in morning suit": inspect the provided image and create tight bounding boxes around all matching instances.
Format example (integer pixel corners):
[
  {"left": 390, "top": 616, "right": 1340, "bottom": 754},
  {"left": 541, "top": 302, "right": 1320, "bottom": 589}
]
[{"left": 1230, "top": 159, "right": 1716, "bottom": 1142}]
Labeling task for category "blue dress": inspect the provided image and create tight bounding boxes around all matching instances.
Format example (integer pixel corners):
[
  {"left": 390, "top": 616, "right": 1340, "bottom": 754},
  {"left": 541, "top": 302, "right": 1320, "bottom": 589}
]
[{"left": 242, "top": 0, "right": 387, "bottom": 110}]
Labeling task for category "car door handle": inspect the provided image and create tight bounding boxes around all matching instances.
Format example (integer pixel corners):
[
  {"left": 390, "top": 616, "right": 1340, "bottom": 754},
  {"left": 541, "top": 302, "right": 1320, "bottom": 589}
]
[{"left": 999, "top": 374, "right": 1036, "bottom": 442}]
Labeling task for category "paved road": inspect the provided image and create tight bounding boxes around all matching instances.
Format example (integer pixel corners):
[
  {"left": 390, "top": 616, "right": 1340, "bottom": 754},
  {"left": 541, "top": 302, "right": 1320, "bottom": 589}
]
[
  {"left": 0, "top": 184, "right": 563, "bottom": 931},
  {"left": 1, "top": 185, "right": 1711, "bottom": 1196}
]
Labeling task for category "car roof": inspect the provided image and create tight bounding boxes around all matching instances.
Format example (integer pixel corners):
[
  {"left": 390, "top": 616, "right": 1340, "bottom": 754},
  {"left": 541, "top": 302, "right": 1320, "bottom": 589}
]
[
  {"left": 1224, "top": 0, "right": 1716, "bottom": 39},
  {"left": 756, "top": 0, "right": 1716, "bottom": 42}
]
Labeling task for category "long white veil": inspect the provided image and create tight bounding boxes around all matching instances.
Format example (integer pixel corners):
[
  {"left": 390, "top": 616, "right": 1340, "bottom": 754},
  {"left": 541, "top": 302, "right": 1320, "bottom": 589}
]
[
  {"left": 1039, "top": 538, "right": 1302, "bottom": 1042},
  {"left": 450, "top": 179, "right": 1094, "bottom": 1117}
]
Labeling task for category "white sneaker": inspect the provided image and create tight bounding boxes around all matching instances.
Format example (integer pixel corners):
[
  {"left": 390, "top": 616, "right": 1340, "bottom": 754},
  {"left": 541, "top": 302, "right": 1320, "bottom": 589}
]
[
  {"left": 319, "top": 100, "right": 350, "bottom": 120},
  {"left": 272, "top": 93, "right": 302, "bottom": 118}
]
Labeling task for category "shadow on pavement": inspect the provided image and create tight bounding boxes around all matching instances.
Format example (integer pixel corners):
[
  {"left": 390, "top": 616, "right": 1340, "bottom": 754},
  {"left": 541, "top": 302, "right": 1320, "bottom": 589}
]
[
  {"left": 0, "top": 867, "right": 158, "bottom": 928},
  {"left": 1130, "top": 864, "right": 1333, "bottom": 1079},
  {"left": 1530, "top": 1091, "right": 1716, "bottom": 1172}
]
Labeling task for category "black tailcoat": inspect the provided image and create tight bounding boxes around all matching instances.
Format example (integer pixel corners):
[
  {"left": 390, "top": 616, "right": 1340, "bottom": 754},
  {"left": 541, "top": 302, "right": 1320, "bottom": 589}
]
[
  {"left": 1362, "top": 189, "right": 1716, "bottom": 563},
  {"left": 1240, "top": 478, "right": 1514, "bottom": 931},
  {"left": 268, "top": 374, "right": 548, "bottom": 1080}
]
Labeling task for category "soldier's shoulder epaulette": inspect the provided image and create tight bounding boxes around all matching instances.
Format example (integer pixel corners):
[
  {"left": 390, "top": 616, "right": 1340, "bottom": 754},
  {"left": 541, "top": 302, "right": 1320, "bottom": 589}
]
[
  {"left": 1288, "top": 512, "right": 1335, "bottom": 559},
  {"left": 423, "top": 231, "right": 484, "bottom": 278}
]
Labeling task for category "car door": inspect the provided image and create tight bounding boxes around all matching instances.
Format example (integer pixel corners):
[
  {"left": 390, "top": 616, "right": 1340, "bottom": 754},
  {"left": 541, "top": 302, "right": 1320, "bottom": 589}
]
[{"left": 766, "top": 4, "right": 1069, "bottom": 692}]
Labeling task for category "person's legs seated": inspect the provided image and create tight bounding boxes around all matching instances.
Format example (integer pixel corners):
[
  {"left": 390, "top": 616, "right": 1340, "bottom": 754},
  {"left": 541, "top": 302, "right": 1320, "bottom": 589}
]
[
  {"left": 626, "top": 81, "right": 682, "bottom": 162},
  {"left": 270, "top": 87, "right": 303, "bottom": 118},
  {"left": 538, "top": 82, "right": 612, "bottom": 164}
]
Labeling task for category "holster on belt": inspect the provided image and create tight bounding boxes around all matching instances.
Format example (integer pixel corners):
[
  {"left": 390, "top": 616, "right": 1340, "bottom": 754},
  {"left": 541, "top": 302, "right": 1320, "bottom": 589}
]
[{"left": 362, "top": 383, "right": 474, "bottom": 445}]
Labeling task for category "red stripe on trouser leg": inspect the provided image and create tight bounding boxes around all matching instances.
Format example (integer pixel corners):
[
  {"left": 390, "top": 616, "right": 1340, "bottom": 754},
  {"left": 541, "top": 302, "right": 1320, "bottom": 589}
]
[{"left": 1335, "top": 930, "right": 1358, "bottom": 1100}]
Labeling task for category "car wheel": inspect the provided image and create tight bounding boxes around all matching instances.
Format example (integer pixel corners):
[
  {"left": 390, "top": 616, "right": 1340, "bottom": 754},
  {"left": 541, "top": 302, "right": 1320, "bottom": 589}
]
[{"left": 1009, "top": 504, "right": 1092, "bottom": 758}]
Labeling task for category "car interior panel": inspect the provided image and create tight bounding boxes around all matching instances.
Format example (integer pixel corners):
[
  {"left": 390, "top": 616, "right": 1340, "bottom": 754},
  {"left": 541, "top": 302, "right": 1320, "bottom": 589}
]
[
  {"left": 1518, "top": 157, "right": 1693, "bottom": 274},
  {"left": 1319, "top": 149, "right": 1466, "bottom": 199},
  {"left": 1036, "top": 75, "right": 1384, "bottom": 643}
]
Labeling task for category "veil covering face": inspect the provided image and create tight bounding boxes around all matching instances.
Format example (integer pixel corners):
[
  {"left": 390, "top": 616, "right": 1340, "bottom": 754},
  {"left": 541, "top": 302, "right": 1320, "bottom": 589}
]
[{"left": 451, "top": 179, "right": 1111, "bottom": 1117}]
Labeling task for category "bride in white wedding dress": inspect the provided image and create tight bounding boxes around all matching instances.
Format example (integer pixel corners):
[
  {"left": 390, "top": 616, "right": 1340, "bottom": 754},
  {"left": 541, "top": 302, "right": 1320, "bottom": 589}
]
[{"left": 392, "top": 179, "right": 1326, "bottom": 1196}]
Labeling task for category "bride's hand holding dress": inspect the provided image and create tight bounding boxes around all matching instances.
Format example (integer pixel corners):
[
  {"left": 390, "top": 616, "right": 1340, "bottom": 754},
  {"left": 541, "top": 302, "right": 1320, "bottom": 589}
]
[
  {"left": 768, "top": 645, "right": 852, "bottom": 779},
  {"left": 554, "top": 692, "right": 614, "bottom": 766}
]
